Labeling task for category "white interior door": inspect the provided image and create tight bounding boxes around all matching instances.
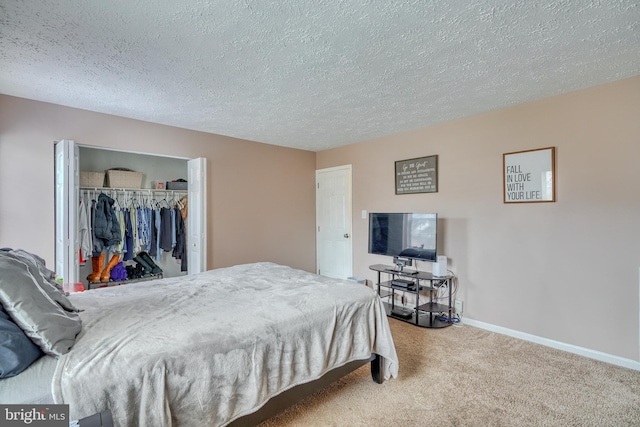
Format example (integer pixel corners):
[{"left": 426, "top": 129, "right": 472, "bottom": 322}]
[
  {"left": 316, "top": 165, "right": 352, "bottom": 279},
  {"left": 187, "top": 157, "right": 207, "bottom": 274},
  {"left": 54, "top": 139, "right": 79, "bottom": 283}
]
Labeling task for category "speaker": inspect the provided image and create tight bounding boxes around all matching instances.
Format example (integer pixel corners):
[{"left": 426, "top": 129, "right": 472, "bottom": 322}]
[{"left": 433, "top": 255, "right": 448, "bottom": 277}]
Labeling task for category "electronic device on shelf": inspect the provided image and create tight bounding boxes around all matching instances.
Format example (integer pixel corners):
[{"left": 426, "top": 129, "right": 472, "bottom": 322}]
[
  {"left": 385, "top": 270, "right": 419, "bottom": 276},
  {"left": 368, "top": 212, "right": 438, "bottom": 265},
  {"left": 390, "top": 278, "right": 415, "bottom": 290},
  {"left": 432, "top": 255, "right": 448, "bottom": 277},
  {"left": 390, "top": 310, "right": 413, "bottom": 320}
]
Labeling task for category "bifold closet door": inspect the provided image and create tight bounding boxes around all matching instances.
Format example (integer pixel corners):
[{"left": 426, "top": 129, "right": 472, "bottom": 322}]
[
  {"left": 54, "top": 139, "right": 79, "bottom": 283},
  {"left": 187, "top": 157, "right": 206, "bottom": 274}
]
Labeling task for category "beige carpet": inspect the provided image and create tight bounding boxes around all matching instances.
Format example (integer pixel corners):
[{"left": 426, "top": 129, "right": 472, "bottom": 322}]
[{"left": 260, "top": 318, "right": 640, "bottom": 427}]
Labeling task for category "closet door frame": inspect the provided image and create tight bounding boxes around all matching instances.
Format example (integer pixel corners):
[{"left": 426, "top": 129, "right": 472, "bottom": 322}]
[{"left": 54, "top": 141, "right": 207, "bottom": 282}]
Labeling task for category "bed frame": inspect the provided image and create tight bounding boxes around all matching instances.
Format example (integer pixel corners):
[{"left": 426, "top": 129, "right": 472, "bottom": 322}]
[
  {"left": 229, "top": 354, "right": 383, "bottom": 426},
  {"left": 75, "top": 355, "right": 382, "bottom": 426}
]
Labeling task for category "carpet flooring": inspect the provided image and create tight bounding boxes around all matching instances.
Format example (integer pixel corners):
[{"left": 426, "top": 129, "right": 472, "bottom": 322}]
[{"left": 260, "top": 318, "right": 640, "bottom": 426}]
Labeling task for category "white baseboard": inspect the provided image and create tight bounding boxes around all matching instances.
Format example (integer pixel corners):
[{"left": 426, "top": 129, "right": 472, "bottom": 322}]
[{"left": 462, "top": 317, "right": 640, "bottom": 372}]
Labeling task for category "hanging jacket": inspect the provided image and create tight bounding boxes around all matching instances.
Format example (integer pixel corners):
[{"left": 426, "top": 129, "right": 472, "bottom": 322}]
[
  {"left": 159, "top": 207, "right": 173, "bottom": 252},
  {"left": 114, "top": 209, "right": 126, "bottom": 254},
  {"left": 123, "top": 209, "right": 134, "bottom": 261},
  {"left": 94, "top": 193, "right": 122, "bottom": 247},
  {"left": 78, "top": 199, "right": 92, "bottom": 262},
  {"left": 172, "top": 206, "right": 187, "bottom": 272}
]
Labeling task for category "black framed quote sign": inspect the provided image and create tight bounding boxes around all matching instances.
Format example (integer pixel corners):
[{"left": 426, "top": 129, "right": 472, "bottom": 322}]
[
  {"left": 395, "top": 155, "right": 438, "bottom": 195},
  {"left": 503, "top": 147, "right": 555, "bottom": 203}
]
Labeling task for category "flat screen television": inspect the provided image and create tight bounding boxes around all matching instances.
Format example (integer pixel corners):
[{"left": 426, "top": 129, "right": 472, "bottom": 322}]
[{"left": 368, "top": 212, "right": 437, "bottom": 262}]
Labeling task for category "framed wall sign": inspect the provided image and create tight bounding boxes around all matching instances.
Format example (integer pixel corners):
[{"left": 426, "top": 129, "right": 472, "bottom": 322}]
[
  {"left": 395, "top": 155, "right": 438, "bottom": 195},
  {"left": 503, "top": 147, "right": 555, "bottom": 203}
]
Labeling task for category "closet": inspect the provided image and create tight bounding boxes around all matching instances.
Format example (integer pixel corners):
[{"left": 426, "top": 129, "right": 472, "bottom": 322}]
[{"left": 54, "top": 140, "right": 206, "bottom": 288}]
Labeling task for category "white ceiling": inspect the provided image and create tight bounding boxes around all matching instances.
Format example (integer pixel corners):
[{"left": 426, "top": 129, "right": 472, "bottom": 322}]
[{"left": 1, "top": 1, "right": 638, "bottom": 152}]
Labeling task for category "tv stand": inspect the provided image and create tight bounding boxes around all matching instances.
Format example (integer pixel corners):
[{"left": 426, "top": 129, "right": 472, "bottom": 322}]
[{"left": 370, "top": 264, "right": 453, "bottom": 328}]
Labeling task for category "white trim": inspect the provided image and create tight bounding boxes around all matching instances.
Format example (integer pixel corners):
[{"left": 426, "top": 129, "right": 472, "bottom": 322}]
[
  {"left": 462, "top": 317, "right": 640, "bottom": 372},
  {"left": 317, "top": 164, "right": 353, "bottom": 174}
]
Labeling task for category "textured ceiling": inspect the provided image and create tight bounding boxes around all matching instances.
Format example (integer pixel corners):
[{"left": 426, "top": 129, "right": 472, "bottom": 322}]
[{"left": 1, "top": 1, "right": 638, "bottom": 151}]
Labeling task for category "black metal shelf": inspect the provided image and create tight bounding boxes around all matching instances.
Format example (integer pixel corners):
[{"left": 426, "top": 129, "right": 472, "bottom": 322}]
[
  {"left": 418, "top": 301, "right": 450, "bottom": 313},
  {"left": 382, "top": 302, "right": 453, "bottom": 328},
  {"left": 370, "top": 264, "right": 454, "bottom": 329}
]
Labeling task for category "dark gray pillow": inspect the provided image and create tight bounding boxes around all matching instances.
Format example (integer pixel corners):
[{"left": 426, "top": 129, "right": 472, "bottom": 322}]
[
  {"left": 0, "top": 251, "right": 82, "bottom": 356},
  {"left": 2, "top": 249, "right": 73, "bottom": 308},
  {"left": 0, "top": 305, "right": 43, "bottom": 378}
]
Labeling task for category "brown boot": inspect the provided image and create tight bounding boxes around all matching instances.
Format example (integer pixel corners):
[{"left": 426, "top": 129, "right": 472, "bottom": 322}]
[
  {"left": 87, "top": 253, "right": 105, "bottom": 283},
  {"left": 100, "top": 254, "right": 121, "bottom": 282}
]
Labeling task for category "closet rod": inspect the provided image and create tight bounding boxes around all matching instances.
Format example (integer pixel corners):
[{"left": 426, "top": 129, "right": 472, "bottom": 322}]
[{"left": 80, "top": 187, "right": 187, "bottom": 194}]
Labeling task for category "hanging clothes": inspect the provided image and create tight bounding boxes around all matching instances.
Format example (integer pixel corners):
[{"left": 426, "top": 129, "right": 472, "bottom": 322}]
[
  {"left": 154, "top": 209, "right": 162, "bottom": 261},
  {"left": 179, "top": 195, "right": 188, "bottom": 222},
  {"left": 80, "top": 189, "right": 191, "bottom": 272},
  {"left": 172, "top": 206, "right": 187, "bottom": 272},
  {"left": 170, "top": 208, "right": 177, "bottom": 249},
  {"left": 115, "top": 209, "right": 126, "bottom": 254},
  {"left": 78, "top": 199, "right": 92, "bottom": 263},
  {"left": 90, "top": 199, "right": 100, "bottom": 256},
  {"left": 137, "top": 206, "right": 150, "bottom": 249},
  {"left": 149, "top": 208, "right": 157, "bottom": 258},
  {"left": 93, "top": 193, "right": 122, "bottom": 253},
  {"left": 159, "top": 207, "right": 173, "bottom": 252},
  {"left": 77, "top": 188, "right": 194, "bottom": 284},
  {"left": 85, "top": 198, "right": 93, "bottom": 254},
  {"left": 123, "top": 208, "right": 134, "bottom": 261},
  {"left": 130, "top": 208, "right": 140, "bottom": 255}
]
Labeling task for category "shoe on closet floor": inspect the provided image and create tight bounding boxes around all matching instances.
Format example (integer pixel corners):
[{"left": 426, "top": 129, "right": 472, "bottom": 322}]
[
  {"left": 87, "top": 253, "right": 105, "bottom": 283},
  {"left": 100, "top": 254, "right": 121, "bottom": 282},
  {"left": 137, "top": 251, "right": 163, "bottom": 275}
]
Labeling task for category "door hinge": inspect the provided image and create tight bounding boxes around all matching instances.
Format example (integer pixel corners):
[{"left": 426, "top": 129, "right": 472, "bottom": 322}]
[{"left": 317, "top": 183, "right": 319, "bottom": 189}]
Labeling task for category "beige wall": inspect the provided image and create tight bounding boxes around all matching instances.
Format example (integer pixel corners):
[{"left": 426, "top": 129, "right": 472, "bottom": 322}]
[
  {"left": 2, "top": 76, "right": 638, "bottom": 363},
  {"left": 0, "top": 95, "right": 317, "bottom": 272},
  {"left": 317, "top": 76, "right": 640, "bottom": 362}
]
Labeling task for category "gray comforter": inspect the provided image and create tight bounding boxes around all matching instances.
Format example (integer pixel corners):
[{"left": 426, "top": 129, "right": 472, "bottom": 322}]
[{"left": 52, "top": 262, "right": 398, "bottom": 426}]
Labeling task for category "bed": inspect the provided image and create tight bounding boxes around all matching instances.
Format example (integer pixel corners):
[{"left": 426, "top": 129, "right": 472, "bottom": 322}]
[{"left": 0, "top": 251, "right": 398, "bottom": 427}]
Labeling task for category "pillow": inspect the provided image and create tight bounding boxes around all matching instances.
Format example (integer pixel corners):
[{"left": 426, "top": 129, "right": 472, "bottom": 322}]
[
  {"left": 0, "top": 304, "right": 43, "bottom": 379},
  {"left": 0, "top": 250, "right": 82, "bottom": 356},
  {"left": 1, "top": 248, "right": 72, "bottom": 307}
]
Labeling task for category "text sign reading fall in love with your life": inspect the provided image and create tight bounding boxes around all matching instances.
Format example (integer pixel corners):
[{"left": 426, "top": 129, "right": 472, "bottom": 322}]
[
  {"left": 395, "top": 155, "right": 438, "bottom": 195},
  {"left": 503, "top": 147, "right": 555, "bottom": 203}
]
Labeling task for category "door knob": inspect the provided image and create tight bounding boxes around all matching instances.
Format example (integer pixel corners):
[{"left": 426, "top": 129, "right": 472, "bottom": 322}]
[{"left": 344, "top": 233, "right": 350, "bottom": 238}]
